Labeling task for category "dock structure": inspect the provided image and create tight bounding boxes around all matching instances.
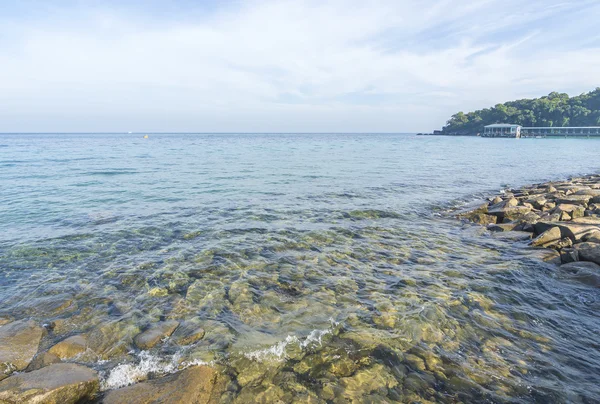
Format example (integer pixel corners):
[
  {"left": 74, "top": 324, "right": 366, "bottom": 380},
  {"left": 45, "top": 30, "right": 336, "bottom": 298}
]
[
  {"left": 483, "top": 124, "right": 600, "bottom": 138},
  {"left": 482, "top": 124, "right": 521, "bottom": 138}
]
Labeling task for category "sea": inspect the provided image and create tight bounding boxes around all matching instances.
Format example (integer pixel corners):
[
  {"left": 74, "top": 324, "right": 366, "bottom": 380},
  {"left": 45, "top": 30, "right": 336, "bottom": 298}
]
[{"left": 1, "top": 133, "right": 600, "bottom": 402}]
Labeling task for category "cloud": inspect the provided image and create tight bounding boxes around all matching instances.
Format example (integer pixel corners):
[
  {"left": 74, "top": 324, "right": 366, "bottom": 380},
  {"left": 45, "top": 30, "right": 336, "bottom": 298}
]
[{"left": 0, "top": 0, "right": 598, "bottom": 132}]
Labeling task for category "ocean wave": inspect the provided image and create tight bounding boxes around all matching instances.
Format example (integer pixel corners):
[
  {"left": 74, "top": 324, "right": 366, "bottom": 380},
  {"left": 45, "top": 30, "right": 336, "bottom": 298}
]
[
  {"left": 100, "top": 351, "right": 211, "bottom": 391},
  {"left": 243, "top": 320, "right": 339, "bottom": 363}
]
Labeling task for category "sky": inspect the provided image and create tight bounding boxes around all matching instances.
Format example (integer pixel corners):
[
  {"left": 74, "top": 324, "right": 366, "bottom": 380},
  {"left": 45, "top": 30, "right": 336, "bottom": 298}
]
[{"left": 0, "top": 0, "right": 599, "bottom": 132}]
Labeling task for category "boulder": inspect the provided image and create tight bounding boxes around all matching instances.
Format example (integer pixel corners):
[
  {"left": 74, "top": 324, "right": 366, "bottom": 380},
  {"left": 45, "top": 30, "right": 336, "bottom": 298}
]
[
  {"left": 530, "top": 227, "right": 561, "bottom": 248},
  {"left": 171, "top": 321, "right": 206, "bottom": 346},
  {"left": 491, "top": 231, "right": 533, "bottom": 241},
  {"left": 467, "top": 213, "right": 497, "bottom": 225},
  {"left": 534, "top": 222, "right": 600, "bottom": 243},
  {"left": 574, "top": 189, "right": 600, "bottom": 197},
  {"left": 489, "top": 197, "right": 518, "bottom": 211},
  {"left": 487, "top": 223, "right": 519, "bottom": 232},
  {"left": 455, "top": 200, "right": 489, "bottom": 217},
  {"left": 559, "top": 248, "right": 578, "bottom": 264},
  {"left": 133, "top": 321, "right": 180, "bottom": 350},
  {"left": 525, "top": 248, "right": 562, "bottom": 265},
  {"left": 0, "top": 363, "right": 98, "bottom": 404},
  {"left": 593, "top": 196, "right": 600, "bottom": 204},
  {"left": 556, "top": 195, "right": 592, "bottom": 206},
  {"left": 0, "top": 320, "right": 43, "bottom": 380},
  {"left": 573, "top": 242, "right": 600, "bottom": 265},
  {"left": 48, "top": 335, "right": 88, "bottom": 360},
  {"left": 553, "top": 204, "right": 585, "bottom": 219},
  {"left": 27, "top": 352, "right": 62, "bottom": 371},
  {"left": 489, "top": 206, "right": 531, "bottom": 222},
  {"left": 583, "top": 231, "right": 600, "bottom": 244},
  {"left": 102, "top": 365, "right": 228, "bottom": 404},
  {"left": 490, "top": 196, "right": 503, "bottom": 205},
  {"left": 572, "top": 217, "right": 600, "bottom": 225},
  {"left": 541, "top": 202, "right": 556, "bottom": 212}
]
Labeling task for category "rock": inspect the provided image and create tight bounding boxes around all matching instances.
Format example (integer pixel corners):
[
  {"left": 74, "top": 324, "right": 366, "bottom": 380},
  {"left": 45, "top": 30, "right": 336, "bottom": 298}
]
[
  {"left": 530, "top": 227, "right": 562, "bottom": 247},
  {"left": 560, "top": 211, "right": 572, "bottom": 221},
  {"left": 573, "top": 242, "right": 600, "bottom": 265},
  {"left": 134, "top": 321, "right": 180, "bottom": 350},
  {"left": 102, "top": 365, "right": 228, "bottom": 404},
  {"left": 583, "top": 231, "right": 600, "bottom": 244},
  {"left": 491, "top": 196, "right": 503, "bottom": 205},
  {"left": 534, "top": 222, "right": 600, "bottom": 243},
  {"left": 525, "top": 248, "right": 562, "bottom": 265},
  {"left": 574, "top": 189, "right": 600, "bottom": 196},
  {"left": 553, "top": 204, "right": 585, "bottom": 219},
  {"left": 562, "top": 261, "right": 600, "bottom": 271},
  {"left": 572, "top": 217, "right": 600, "bottom": 225},
  {"left": 0, "top": 363, "right": 98, "bottom": 404},
  {"left": 0, "top": 320, "right": 43, "bottom": 380},
  {"left": 489, "top": 197, "right": 518, "bottom": 211},
  {"left": 556, "top": 195, "right": 592, "bottom": 206},
  {"left": 467, "top": 213, "right": 497, "bottom": 225},
  {"left": 171, "top": 321, "right": 205, "bottom": 346},
  {"left": 48, "top": 335, "right": 88, "bottom": 360},
  {"left": 27, "top": 352, "right": 62, "bottom": 371},
  {"left": 87, "top": 320, "right": 141, "bottom": 360},
  {"left": 525, "top": 196, "right": 547, "bottom": 209},
  {"left": 487, "top": 223, "right": 518, "bottom": 232},
  {"left": 0, "top": 317, "right": 14, "bottom": 326},
  {"left": 593, "top": 196, "right": 600, "bottom": 204},
  {"left": 542, "top": 202, "right": 556, "bottom": 212},
  {"left": 492, "top": 231, "right": 533, "bottom": 241},
  {"left": 488, "top": 205, "right": 532, "bottom": 222},
  {"left": 455, "top": 200, "right": 489, "bottom": 217},
  {"left": 559, "top": 248, "right": 578, "bottom": 264}
]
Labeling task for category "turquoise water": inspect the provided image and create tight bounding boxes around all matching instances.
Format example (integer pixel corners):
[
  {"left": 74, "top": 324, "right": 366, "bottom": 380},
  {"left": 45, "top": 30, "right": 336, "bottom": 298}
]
[{"left": 1, "top": 133, "right": 600, "bottom": 402}]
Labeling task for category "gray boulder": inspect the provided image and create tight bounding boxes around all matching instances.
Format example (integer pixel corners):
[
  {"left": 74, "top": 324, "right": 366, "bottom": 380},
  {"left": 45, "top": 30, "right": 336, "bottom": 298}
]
[
  {"left": 573, "top": 242, "right": 600, "bottom": 265},
  {"left": 0, "top": 320, "right": 43, "bottom": 380},
  {"left": 0, "top": 363, "right": 98, "bottom": 404}
]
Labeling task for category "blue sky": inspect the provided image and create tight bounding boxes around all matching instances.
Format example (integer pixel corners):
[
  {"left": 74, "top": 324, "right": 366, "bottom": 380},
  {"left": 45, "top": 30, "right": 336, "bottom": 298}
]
[{"left": 0, "top": 0, "right": 599, "bottom": 132}]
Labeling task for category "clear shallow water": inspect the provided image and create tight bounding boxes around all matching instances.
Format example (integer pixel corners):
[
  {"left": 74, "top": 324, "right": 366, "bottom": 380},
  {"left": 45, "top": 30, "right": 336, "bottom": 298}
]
[{"left": 1, "top": 133, "right": 600, "bottom": 402}]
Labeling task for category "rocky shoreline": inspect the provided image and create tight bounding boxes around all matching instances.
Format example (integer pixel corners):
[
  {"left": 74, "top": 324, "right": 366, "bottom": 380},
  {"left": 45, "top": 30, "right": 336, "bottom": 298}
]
[{"left": 455, "top": 174, "right": 600, "bottom": 286}]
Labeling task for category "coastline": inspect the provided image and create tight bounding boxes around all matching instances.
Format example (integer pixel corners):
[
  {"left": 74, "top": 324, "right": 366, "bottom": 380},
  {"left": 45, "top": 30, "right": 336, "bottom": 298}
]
[{"left": 454, "top": 174, "right": 600, "bottom": 285}]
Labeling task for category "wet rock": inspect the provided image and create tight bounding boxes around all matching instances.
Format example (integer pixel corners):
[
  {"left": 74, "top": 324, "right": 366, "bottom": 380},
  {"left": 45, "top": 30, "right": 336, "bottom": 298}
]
[
  {"left": 455, "top": 200, "right": 489, "bottom": 217},
  {"left": 0, "top": 316, "right": 14, "bottom": 326},
  {"left": 467, "top": 213, "right": 497, "bottom": 225},
  {"left": 489, "top": 197, "right": 518, "bottom": 211},
  {"left": 491, "top": 231, "right": 533, "bottom": 241},
  {"left": 490, "top": 196, "right": 503, "bottom": 205},
  {"left": 556, "top": 195, "right": 592, "bottom": 206},
  {"left": 102, "top": 365, "right": 228, "bottom": 404},
  {"left": 487, "top": 223, "right": 518, "bottom": 232},
  {"left": 573, "top": 242, "right": 600, "bottom": 265},
  {"left": 0, "top": 363, "right": 98, "bottom": 403},
  {"left": 530, "top": 227, "right": 562, "bottom": 247},
  {"left": 172, "top": 321, "right": 205, "bottom": 346},
  {"left": 524, "top": 248, "right": 562, "bottom": 265},
  {"left": 87, "top": 320, "right": 141, "bottom": 360},
  {"left": 26, "top": 352, "right": 62, "bottom": 371},
  {"left": 0, "top": 319, "right": 43, "bottom": 380},
  {"left": 559, "top": 248, "right": 579, "bottom": 264},
  {"left": 48, "top": 335, "right": 88, "bottom": 360},
  {"left": 490, "top": 206, "right": 532, "bottom": 222},
  {"left": 134, "top": 321, "right": 180, "bottom": 350},
  {"left": 534, "top": 222, "right": 600, "bottom": 243}
]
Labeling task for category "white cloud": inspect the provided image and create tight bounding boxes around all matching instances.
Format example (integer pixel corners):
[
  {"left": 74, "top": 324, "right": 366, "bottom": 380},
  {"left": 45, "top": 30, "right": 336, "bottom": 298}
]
[{"left": 0, "top": 0, "right": 598, "bottom": 132}]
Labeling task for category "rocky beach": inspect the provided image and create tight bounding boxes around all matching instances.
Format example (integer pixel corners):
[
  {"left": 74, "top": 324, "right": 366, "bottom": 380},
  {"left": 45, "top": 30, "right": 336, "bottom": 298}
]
[{"left": 456, "top": 174, "right": 600, "bottom": 285}]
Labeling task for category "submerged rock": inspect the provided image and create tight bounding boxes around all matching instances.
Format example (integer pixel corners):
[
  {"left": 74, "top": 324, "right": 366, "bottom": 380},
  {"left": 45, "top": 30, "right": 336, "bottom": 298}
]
[
  {"left": 0, "top": 319, "right": 43, "bottom": 380},
  {"left": 102, "top": 365, "right": 228, "bottom": 404},
  {"left": 0, "top": 363, "right": 98, "bottom": 403},
  {"left": 573, "top": 242, "right": 600, "bottom": 265},
  {"left": 26, "top": 352, "right": 62, "bottom": 371},
  {"left": 134, "top": 321, "right": 180, "bottom": 350},
  {"left": 48, "top": 335, "right": 88, "bottom": 360}
]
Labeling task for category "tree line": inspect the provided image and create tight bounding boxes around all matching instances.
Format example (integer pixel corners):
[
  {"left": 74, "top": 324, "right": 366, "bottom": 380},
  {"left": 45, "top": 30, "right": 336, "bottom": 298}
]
[{"left": 443, "top": 88, "right": 600, "bottom": 134}]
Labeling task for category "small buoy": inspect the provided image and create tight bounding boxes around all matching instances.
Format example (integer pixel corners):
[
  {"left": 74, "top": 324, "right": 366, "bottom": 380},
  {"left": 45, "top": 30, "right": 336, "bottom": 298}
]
[{"left": 143, "top": 135, "right": 149, "bottom": 139}]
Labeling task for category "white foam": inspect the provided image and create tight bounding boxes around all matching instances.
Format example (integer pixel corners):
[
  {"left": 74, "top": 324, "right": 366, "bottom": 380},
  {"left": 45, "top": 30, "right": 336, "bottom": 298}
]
[
  {"left": 243, "top": 319, "right": 338, "bottom": 363},
  {"left": 100, "top": 351, "right": 211, "bottom": 391}
]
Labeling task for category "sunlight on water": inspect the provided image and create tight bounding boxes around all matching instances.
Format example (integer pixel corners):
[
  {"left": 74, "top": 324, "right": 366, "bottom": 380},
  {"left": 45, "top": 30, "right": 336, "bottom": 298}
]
[{"left": 1, "top": 133, "right": 600, "bottom": 402}]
